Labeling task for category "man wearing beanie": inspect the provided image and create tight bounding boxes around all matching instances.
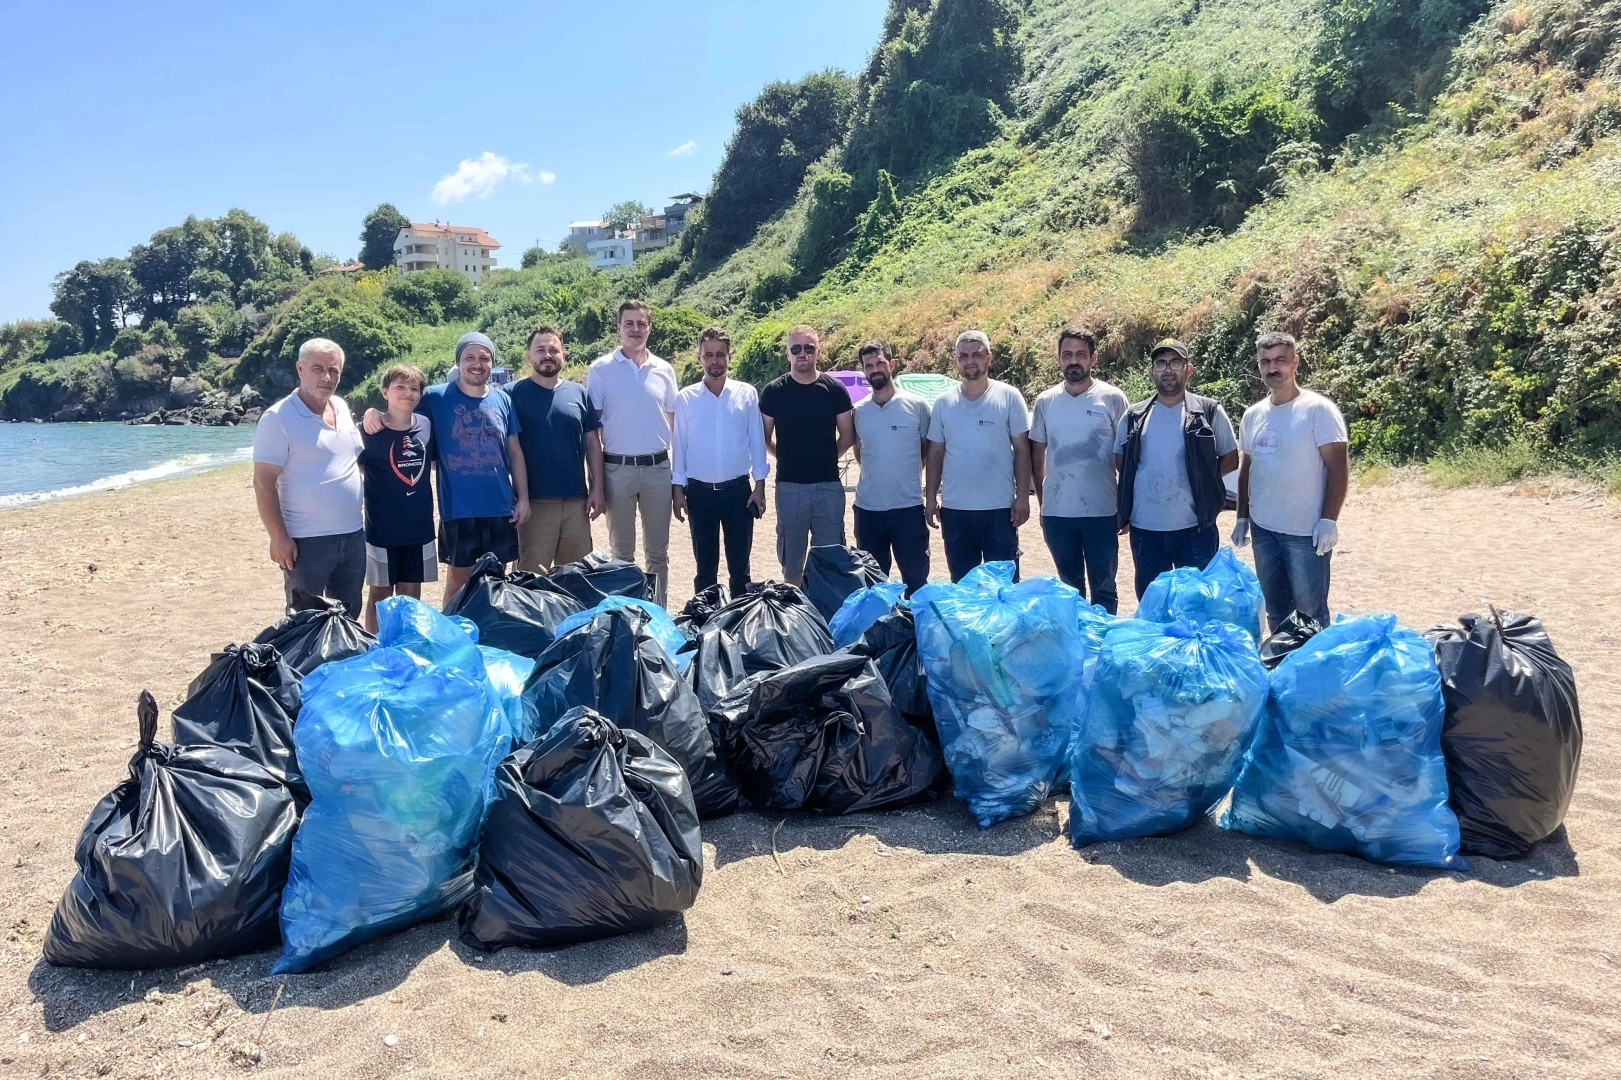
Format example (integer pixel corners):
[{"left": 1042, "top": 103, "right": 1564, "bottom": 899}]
[{"left": 365, "top": 330, "right": 529, "bottom": 603}]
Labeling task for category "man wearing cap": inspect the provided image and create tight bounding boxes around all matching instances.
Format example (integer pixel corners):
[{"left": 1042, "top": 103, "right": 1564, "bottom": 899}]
[
  {"left": 1232, "top": 331, "right": 1349, "bottom": 632},
  {"left": 364, "top": 330, "right": 530, "bottom": 604},
  {"left": 587, "top": 300, "right": 678, "bottom": 607},
  {"left": 1113, "top": 338, "right": 1238, "bottom": 599}
]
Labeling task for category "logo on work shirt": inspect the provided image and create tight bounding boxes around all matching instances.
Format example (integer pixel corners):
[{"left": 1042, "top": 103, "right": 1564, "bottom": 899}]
[
  {"left": 390, "top": 432, "right": 428, "bottom": 486},
  {"left": 1254, "top": 428, "right": 1282, "bottom": 456}
]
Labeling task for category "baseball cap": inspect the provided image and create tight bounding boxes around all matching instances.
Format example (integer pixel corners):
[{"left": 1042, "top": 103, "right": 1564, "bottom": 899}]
[{"left": 1150, "top": 338, "right": 1190, "bottom": 361}]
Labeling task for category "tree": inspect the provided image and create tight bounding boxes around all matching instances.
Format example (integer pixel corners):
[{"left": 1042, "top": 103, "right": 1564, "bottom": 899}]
[
  {"left": 129, "top": 216, "right": 220, "bottom": 321},
  {"left": 174, "top": 306, "right": 221, "bottom": 365},
  {"left": 601, "top": 200, "right": 651, "bottom": 231},
  {"left": 521, "top": 246, "right": 547, "bottom": 269},
  {"left": 215, "top": 208, "right": 274, "bottom": 292},
  {"left": 50, "top": 258, "right": 137, "bottom": 351},
  {"left": 384, "top": 268, "right": 477, "bottom": 325},
  {"left": 359, "top": 203, "right": 411, "bottom": 270}
]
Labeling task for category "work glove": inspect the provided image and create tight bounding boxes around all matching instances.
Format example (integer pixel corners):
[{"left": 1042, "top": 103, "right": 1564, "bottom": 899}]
[
  {"left": 1311, "top": 518, "right": 1339, "bottom": 556},
  {"left": 1230, "top": 518, "right": 1250, "bottom": 547}
]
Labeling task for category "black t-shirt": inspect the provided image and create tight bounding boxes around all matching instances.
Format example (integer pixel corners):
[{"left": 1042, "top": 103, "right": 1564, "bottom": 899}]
[
  {"left": 508, "top": 378, "right": 601, "bottom": 500},
  {"left": 758, "top": 373, "right": 852, "bottom": 484},
  {"left": 360, "top": 416, "right": 435, "bottom": 547}
]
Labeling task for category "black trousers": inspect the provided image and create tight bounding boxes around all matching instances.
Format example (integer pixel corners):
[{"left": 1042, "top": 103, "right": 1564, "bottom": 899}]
[
  {"left": 687, "top": 477, "right": 754, "bottom": 595},
  {"left": 853, "top": 504, "right": 931, "bottom": 595}
]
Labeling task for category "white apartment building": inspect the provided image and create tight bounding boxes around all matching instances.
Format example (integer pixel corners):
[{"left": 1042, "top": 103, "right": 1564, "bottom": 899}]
[
  {"left": 394, "top": 222, "right": 502, "bottom": 282},
  {"left": 586, "top": 232, "right": 635, "bottom": 269}
]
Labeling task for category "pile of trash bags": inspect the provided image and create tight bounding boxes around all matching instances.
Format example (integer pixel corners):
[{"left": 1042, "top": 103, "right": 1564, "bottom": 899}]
[
  {"left": 829, "top": 581, "right": 906, "bottom": 649},
  {"left": 680, "top": 582, "right": 834, "bottom": 675},
  {"left": 1069, "top": 619, "right": 1268, "bottom": 846},
  {"left": 912, "top": 563, "right": 1084, "bottom": 827},
  {"left": 273, "top": 597, "right": 511, "bottom": 973},
  {"left": 44, "top": 693, "right": 298, "bottom": 968},
  {"left": 170, "top": 641, "right": 307, "bottom": 800},
  {"left": 556, "top": 594, "right": 692, "bottom": 672},
  {"left": 710, "top": 652, "right": 943, "bottom": 813},
  {"left": 1259, "top": 611, "right": 1323, "bottom": 670},
  {"left": 843, "top": 606, "right": 935, "bottom": 742},
  {"left": 523, "top": 604, "right": 739, "bottom": 819},
  {"left": 459, "top": 708, "right": 702, "bottom": 950},
  {"left": 252, "top": 589, "right": 375, "bottom": 675},
  {"left": 674, "top": 583, "right": 731, "bottom": 634},
  {"left": 544, "top": 552, "right": 650, "bottom": 607},
  {"left": 1222, "top": 614, "right": 1465, "bottom": 869},
  {"left": 1427, "top": 610, "right": 1582, "bottom": 858},
  {"left": 803, "top": 545, "right": 886, "bottom": 622},
  {"left": 1137, "top": 546, "right": 1263, "bottom": 644},
  {"left": 443, "top": 554, "right": 585, "bottom": 657}
]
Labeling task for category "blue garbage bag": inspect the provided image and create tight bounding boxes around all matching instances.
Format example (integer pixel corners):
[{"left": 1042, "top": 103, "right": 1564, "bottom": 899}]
[
  {"left": 1069, "top": 619, "right": 1268, "bottom": 846},
  {"left": 911, "top": 563, "right": 1084, "bottom": 827},
  {"left": 272, "top": 597, "right": 509, "bottom": 973},
  {"left": 1221, "top": 613, "right": 1465, "bottom": 869},
  {"left": 555, "top": 595, "right": 692, "bottom": 672},
  {"left": 829, "top": 581, "right": 906, "bottom": 649},
  {"left": 480, "top": 646, "right": 535, "bottom": 745},
  {"left": 1137, "top": 546, "right": 1262, "bottom": 644}
]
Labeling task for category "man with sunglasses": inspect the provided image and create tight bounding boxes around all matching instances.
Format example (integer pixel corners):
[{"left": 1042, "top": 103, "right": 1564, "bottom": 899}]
[
  {"left": 1112, "top": 338, "right": 1238, "bottom": 599},
  {"left": 758, "top": 325, "right": 854, "bottom": 586}
]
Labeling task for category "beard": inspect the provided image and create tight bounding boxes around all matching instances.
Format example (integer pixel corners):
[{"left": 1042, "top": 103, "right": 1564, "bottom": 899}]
[
  {"left": 867, "top": 370, "right": 889, "bottom": 389},
  {"left": 1063, "top": 365, "right": 1089, "bottom": 383}
]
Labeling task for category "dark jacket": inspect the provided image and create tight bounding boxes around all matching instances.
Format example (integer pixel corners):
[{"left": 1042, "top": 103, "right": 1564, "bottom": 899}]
[{"left": 1116, "top": 393, "right": 1228, "bottom": 531}]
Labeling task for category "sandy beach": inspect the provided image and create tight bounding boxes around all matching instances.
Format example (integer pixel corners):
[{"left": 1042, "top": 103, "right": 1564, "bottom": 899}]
[{"left": 1, "top": 464, "right": 1618, "bottom": 1079}]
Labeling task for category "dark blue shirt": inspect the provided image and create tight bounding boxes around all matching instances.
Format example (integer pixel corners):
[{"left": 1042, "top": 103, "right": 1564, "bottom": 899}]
[
  {"left": 359, "top": 415, "right": 435, "bottom": 547},
  {"left": 417, "top": 383, "right": 522, "bottom": 521},
  {"left": 508, "top": 378, "right": 601, "bottom": 501}
]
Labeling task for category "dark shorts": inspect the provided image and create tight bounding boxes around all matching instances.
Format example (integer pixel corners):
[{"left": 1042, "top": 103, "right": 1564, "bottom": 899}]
[
  {"left": 365, "top": 541, "right": 440, "bottom": 587},
  {"left": 439, "top": 516, "right": 519, "bottom": 568}
]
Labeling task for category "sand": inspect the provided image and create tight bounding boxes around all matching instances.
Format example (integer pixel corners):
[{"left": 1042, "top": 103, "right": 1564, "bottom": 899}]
[{"left": 1, "top": 464, "right": 1618, "bottom": 1079}]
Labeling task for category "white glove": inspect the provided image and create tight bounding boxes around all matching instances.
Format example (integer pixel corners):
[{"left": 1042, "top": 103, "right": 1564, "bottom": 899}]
[
  {"left": 1231, "top": 518, "right": 1250, "bottom": 547},
  {"left": 1312, "top": 518, "right": 1339, "bottom": 556}
]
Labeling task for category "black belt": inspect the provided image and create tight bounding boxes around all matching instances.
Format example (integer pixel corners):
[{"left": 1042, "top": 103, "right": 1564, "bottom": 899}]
[
  {"left": 603, "top": 450, "right": 669, "bottom": 466},
  {"left": 685, "top": 475, "right": 749, "bottom": 492}
]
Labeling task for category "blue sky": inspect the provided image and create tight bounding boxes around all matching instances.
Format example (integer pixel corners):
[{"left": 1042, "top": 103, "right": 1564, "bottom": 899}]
[{"left": 0, "top": 0, "right": 887, "bottom": 324}]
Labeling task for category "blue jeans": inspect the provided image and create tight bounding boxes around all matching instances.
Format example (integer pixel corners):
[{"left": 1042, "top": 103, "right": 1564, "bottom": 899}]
[
  {"left": 1128, "top": 523, "right": 1219, "bottom": 599},
  {"left": 940, "top": 507, "right": 1019, "bottom": 582},
  {"left": 854, "top": 505, "right": 931, "bottom": 595},
  {"left": 1251, "top": 523, "right": 1332, "bottom": 632},
  {"left": 1040, "top": 515, "right": 1119, "bottom": 614}
]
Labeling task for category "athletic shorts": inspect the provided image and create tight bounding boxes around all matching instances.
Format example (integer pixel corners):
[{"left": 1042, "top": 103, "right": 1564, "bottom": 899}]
[
  {"left": 439, "top": 516, "right": 520, "bottom": 568},
  {"left": 364, "top": 541, "right": 439, "bottom": 587}
]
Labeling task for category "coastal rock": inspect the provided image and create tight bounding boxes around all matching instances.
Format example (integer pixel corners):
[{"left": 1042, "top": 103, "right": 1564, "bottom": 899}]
[
  {"left": 235, "top": 384, "right": 266, "bottom": 410},
  {"left": 168, "top": 375, "right": 209, "bottom": 409}
]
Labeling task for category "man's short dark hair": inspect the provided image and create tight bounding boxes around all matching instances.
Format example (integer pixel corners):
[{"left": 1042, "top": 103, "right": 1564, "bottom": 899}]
[
  {"left": 698, "top": 326, "right": 731, "bottom": 351},
  {"left": 527, "top": 323, "right": 563, "bottom": 347},
  {"left": 1256, "top": 331, "right": 1298, "bottom": 355},
  {"left": 857, "top": 339, "right": 889, "bottom": 362},
  {"left": 617, "top": 299, "right": 651, "bottom": 321},
  {"left": 1057, "top": 326, "right": 1097, "bottom": 354}
]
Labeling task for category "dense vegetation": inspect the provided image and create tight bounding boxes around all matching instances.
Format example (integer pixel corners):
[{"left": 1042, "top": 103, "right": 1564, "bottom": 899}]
[{"left": 3, "top": 0, "right": 1618, "bottom": 481}]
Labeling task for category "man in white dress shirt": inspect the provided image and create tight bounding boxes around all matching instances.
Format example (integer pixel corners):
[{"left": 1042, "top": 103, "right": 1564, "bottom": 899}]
[
  {"left": 586, "top": 299, "right": 679, "bottom": 607},
  {"left": 672, "top": 327, "right": 769, "bottom": 597}
]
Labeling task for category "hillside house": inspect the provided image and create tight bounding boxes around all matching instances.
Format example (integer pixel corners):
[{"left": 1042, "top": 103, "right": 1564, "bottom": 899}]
[{"left": 394, "top": 222, "right": 501, "bottom": 282}]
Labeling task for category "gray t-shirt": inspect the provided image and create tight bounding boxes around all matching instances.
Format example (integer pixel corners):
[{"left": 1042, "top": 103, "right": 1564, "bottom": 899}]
[
  {"left": 926, "top": 379, "right": 1030, "bottom": 511},
  {"left": 1113, "top": 399, "right": 1237, "bottom": 531},
  {"left": 853, "top": 390, "right": 930, "bottom": 511},
  {"left": 252, "top": 392, "right": 364, "bottom": 539},
  {"left": 1030, "top": 379, "right": 1130, "bottom": 519}
]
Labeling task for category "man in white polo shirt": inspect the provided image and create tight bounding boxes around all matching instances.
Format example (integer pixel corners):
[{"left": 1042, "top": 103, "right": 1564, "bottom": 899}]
[
  {"left": 1232, "top": 330, "right": 1349, "bottom": 632},
  {"left": 586, "top": 299, "right": 678, "bottom": 607},
  {"left": 851, "top": 340, "right": 931, "bottom": 594},
  {"left": 252, "top": 337, "right": 366, "bottom": 617}
]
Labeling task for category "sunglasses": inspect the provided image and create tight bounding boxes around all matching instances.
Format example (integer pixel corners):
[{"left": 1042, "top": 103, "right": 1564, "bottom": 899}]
[{"left": 789, "top": 343, "right": 817, "bottom": 356}]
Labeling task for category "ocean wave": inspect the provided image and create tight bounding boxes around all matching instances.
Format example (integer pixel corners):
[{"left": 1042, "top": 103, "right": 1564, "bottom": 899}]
[{"left": 0, "top": 446, "right": 255, "bottom": 509}]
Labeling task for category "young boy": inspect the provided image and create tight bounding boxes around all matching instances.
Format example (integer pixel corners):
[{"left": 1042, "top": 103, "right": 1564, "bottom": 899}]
[{"left": 359, "top": 363, "right": 436, "bottom": 632}]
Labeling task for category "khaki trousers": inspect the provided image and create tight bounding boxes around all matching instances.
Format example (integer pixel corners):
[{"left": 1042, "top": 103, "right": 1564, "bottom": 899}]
[
  {"left": 515, "top": 498, "right": 593, "bottom": 572},
  {"left": 604, "top": 460, "right": 671, "bottom": 608}
]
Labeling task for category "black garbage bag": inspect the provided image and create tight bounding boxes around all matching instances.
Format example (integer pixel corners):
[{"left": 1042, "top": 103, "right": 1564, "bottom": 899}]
[
  {"left": 253, "top": 589, "right": 376, "bottom": 677},
  {"left": 443, "top": 553, "right": 585, "bottom": 657},
  {"left": 843, "top": 606, "right": 937, "bottom": 745},
  {"left": 545, "top": 552, "right": 650, "bottom": 607},
  {"left": 700, "top": 582, "right": 833, "bottom": 675},
  {"left": 711, "top": 651, "right": 944, "bottom": 814},
  {"left": 171, "top": 642, "right": 307, "bottom": 801},
  {"left": 524, "top": 606, "right": 740, "bottom": 819},
  {"left": 1426, "top": 610, "right": 1583, "bottom": 859},
  {"left": 803, "top": 545, "right": 886, "bottom": 623},
  {"left": 674, "top": 583, "right": 731, "bottom": 634},
  {"left": 44, "top": 692, "right": 298, "bottom": 969},
  {"left": 1258, "top": 611, "right": 1324, "bottom": 671},
  {"left": 459, "top": 707, "right": 702, "bottom": 950}
]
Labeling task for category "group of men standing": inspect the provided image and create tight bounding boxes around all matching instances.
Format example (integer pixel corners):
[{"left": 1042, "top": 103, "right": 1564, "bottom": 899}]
[{"left": 252, "top": 298, "right": 1349, "bottom": 638}]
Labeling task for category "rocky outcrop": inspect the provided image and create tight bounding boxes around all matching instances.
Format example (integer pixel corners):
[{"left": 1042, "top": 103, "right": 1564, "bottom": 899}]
[{"left": 125, "top": 384, "right": 264, "bottom": 427}]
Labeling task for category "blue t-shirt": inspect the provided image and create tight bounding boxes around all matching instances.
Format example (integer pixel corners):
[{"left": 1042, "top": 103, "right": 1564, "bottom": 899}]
[
  {"left": 360, "top": 414, "right": 435, "bottom": 547},
  {"left": 508, "top": 378, "right": 601, "bottom": 501},
  {"left": 417, "top": 383, "right": 522, "bottom": 521}
]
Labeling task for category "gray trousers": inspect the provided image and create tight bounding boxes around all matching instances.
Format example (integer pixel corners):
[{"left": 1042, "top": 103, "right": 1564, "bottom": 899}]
[{"left": 285, "top": 529, "right": 366, "bottom": 619}]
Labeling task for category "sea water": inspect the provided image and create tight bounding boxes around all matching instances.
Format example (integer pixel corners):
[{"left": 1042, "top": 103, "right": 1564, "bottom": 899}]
[{"left": 0, "top": 422, "right": 257, "bottom": 509}]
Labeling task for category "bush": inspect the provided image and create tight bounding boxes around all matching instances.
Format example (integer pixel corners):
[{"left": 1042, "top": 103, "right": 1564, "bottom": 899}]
[
  {"left": 385, "top": 268, "right": 478, "bottom": 325},
  {"left": 234, "top": 277, "right": 408, "bottom": 394}
]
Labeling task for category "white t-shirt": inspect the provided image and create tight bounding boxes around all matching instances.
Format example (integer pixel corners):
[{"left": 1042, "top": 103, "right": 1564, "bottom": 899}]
[
  {"left": 1030, "top": 379, "right": 1129, "bottom": 519},
  {"left": 252, "top": 392, "right": 364, "bottom": 539},
  {"left": 853, "top": 390, "right": 930, "bottom": 511},
  {"left": 926, "top": 380, "right": 1030, "bottom": 511},
  {"left": 1239, "top": 388, "right": 1349, "bottom": 536},
  {"left": 1113, "top": 399, "right": 1237, "bottom": 531},
  {"left": 585, "top": 348, "right": 678, "bottom": 456}
]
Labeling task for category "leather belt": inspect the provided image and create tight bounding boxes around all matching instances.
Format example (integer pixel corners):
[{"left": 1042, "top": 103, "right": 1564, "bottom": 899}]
[
  {"left": 685, "top": 475, "right": 749, "bottom": 492},
  {"left": 603, "top": 450, "right": 669, "bottom": 467}
]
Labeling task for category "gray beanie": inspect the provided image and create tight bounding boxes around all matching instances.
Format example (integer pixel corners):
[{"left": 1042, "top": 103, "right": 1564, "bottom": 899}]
[{"left": 455, "top": 331, "right": 497, "bottom": 364}]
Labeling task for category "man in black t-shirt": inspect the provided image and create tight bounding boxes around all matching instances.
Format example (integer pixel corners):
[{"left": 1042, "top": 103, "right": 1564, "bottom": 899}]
[
  {"left": 508, "top": 324, "right": 605, "bottom": 571},
  {"left": 359, "top": 363, "right": 437, "bottom": 633},
  {"left": 758, "top": 324, "right": 854, "bottom": 585}
]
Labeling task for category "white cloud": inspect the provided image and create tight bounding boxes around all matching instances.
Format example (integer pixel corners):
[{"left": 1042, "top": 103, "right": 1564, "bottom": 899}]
[
  {"left": 538, "top": 170, "right": 557, "bottom": 184},
  {"left": 432, "top": 152, "right": 530, "bottom": 204},
  {"left": 667, "top": 140, "right": 697, "bottom": 158}
]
